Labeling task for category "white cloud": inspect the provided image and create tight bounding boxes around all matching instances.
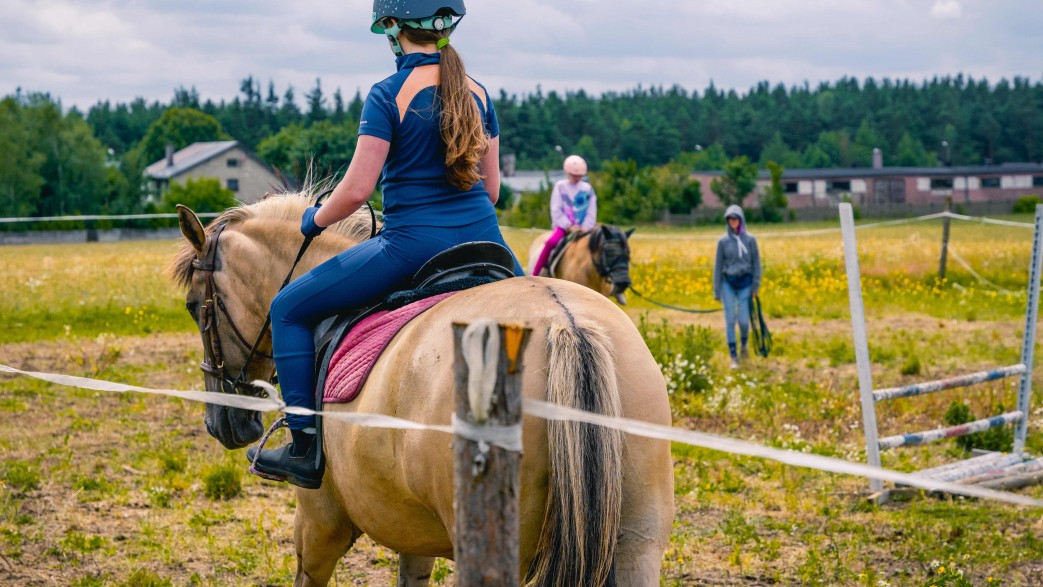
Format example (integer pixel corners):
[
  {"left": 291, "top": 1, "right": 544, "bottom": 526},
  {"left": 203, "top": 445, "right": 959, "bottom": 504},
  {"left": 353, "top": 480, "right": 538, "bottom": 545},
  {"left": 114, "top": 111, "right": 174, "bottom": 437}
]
[
  {"left": 931, "top": 0, "right": 963, "bottom": 19},
  {"left": 0, "top": 0, "right": 1039, "bottom": 110}
]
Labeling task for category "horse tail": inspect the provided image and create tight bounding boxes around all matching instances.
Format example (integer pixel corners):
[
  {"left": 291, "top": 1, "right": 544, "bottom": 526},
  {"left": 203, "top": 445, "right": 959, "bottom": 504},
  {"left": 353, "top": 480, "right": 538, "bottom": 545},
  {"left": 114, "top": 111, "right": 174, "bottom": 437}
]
[{"left": 526, "top": 319, "right": 623, "bottom": 587}]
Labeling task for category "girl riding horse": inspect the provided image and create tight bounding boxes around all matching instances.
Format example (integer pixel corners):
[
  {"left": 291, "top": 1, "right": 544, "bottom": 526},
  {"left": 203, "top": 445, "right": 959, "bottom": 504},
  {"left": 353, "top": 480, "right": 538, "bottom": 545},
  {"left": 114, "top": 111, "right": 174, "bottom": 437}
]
[
  {"left": 249, "top": 0, "right": 524, "bottom": 488},
  {"left": 531, "top": 154, "right": 598, "bottom": 277}
]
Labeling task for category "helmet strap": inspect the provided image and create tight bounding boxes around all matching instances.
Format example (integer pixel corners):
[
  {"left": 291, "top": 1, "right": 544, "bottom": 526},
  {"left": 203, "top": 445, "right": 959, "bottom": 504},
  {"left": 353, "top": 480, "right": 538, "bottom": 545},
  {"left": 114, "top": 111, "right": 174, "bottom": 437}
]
[
  {"left": 384, "top": 20, "right": 405, "bottom": 57},
  {"left": 383, "top": 15, "right": 460, "bottom": 57}
]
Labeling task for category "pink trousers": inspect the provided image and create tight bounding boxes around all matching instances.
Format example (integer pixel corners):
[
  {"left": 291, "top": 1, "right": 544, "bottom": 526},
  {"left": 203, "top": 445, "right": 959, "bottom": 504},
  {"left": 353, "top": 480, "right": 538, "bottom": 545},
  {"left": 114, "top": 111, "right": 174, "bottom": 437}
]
[{"left": 532, "top": 226, "right": 567, "bottom": 276}]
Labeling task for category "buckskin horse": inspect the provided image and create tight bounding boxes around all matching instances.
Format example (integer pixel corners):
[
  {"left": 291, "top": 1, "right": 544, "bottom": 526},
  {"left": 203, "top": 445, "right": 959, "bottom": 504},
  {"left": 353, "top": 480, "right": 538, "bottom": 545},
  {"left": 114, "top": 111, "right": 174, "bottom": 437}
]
[
  {"left": 170, "top": 192, "right": 673, "bottom": 587},
  {"left": 526, "top": 224, "right": 634, "bottom": 305}
]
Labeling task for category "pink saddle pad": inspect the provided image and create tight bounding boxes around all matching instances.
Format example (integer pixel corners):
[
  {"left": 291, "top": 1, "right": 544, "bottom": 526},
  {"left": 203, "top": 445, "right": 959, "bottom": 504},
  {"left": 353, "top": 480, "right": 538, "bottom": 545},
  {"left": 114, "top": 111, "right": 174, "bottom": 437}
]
[{"left": 323, "top": 291, "right": 457, "bottom": 404}]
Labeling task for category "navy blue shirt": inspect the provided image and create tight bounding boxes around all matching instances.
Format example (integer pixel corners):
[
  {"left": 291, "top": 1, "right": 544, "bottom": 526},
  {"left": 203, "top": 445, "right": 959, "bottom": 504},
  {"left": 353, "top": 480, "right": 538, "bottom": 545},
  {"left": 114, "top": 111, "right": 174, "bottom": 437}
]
[{"left": 359, "top": 52, "right": 499, "bottom": 229}]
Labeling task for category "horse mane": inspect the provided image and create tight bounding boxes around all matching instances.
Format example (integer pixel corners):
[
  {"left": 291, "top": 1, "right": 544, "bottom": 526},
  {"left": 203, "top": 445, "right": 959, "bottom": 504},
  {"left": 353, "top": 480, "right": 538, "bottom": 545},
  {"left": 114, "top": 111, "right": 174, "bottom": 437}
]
[{"left": 170, "top": 183, "right": 382, "bottom": 288}]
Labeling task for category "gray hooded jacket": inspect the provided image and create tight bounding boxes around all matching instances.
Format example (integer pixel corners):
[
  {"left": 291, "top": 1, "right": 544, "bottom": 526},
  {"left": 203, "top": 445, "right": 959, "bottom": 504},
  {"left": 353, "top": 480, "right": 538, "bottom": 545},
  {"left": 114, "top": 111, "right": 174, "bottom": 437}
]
[{"left": 713, "top": 205, "right": 762, "bottom": 299}]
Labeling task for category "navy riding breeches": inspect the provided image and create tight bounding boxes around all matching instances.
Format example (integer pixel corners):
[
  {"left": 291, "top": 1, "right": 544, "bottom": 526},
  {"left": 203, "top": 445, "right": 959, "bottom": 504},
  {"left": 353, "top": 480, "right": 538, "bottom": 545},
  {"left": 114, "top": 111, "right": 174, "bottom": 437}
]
[{"left": 270, "top": 215, "right": 524, "bottom": 430}]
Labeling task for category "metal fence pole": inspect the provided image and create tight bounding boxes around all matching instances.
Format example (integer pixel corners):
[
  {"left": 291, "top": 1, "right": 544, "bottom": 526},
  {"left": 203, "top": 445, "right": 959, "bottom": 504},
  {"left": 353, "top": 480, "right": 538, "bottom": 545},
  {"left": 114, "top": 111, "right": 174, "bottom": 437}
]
[
  {"left": 1014, "top": 205, "right": 1043, "bottom": 454},
  {"left": 939, "top": 195, "right": 952, "bottom": 279},
  {"left": 840, "top": 203, "right": 883, "bottom": 494}
]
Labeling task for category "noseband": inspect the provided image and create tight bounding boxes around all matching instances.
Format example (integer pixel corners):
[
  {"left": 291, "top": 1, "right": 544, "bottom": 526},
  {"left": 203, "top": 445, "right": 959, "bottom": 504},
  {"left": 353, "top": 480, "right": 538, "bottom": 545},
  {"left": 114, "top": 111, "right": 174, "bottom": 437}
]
[{"left": 192, "top": 223, "right": 275, "bottom": 397}]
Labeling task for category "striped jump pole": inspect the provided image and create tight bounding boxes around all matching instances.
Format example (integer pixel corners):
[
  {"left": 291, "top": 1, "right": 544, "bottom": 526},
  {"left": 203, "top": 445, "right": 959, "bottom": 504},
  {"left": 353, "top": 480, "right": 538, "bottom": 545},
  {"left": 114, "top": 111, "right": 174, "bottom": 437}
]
[{"left": 872, "top": 364, "right": 1026, "bottom": 402}]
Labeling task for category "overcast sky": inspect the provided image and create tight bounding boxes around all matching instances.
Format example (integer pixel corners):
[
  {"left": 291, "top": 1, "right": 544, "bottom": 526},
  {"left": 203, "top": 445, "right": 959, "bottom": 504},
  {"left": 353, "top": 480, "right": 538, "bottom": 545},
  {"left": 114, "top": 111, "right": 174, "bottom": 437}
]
[{"left": 2, "top": 0, "right": 1041, "bottom": 110}]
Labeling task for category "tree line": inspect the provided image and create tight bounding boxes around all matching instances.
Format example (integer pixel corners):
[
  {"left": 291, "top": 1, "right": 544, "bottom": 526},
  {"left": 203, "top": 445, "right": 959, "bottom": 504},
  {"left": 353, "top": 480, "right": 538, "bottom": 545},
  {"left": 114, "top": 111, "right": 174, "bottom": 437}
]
[{"left": 1, "top": 73, "right": 1041, "bottom": 224}]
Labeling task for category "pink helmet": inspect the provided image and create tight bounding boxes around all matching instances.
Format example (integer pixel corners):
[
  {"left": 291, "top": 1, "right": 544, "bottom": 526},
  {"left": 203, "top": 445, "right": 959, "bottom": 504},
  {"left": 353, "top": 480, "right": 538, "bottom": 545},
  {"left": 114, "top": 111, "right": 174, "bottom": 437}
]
[{"left": 563, "top": 155, "right": 587, "bottom": 176}]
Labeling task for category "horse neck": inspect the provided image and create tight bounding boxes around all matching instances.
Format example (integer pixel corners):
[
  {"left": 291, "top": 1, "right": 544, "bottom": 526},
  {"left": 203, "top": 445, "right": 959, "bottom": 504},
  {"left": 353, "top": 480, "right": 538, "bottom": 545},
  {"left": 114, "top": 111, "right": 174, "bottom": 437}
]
[
  {"left": 560, "top": 235, "right": 608, "bottom": 293},
  {"left": 227, "top": 221, "right": 360, "bottom": 315}
]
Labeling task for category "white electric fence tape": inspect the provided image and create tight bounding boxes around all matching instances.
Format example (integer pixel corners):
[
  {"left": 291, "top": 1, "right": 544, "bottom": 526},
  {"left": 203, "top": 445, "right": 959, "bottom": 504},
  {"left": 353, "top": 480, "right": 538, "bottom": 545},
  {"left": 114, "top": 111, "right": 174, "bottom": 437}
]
[
  {"left": 946, "top": 246, "right": 1015, "bottom": 294},
  {"left": 508, "top": 211, "right": 1032, "bottom": 242},
  {"left": 450, "top": 415, "right": 524, "bottom": 452},
  {"left": 522, "top": 399, "right": 1043, "bottom": 508},
  {"left": 0, "top": 212, "right": 221, "bottom": 223},
  {"left": 2, "top": 362, "right": 1040, "bottom": 507}
]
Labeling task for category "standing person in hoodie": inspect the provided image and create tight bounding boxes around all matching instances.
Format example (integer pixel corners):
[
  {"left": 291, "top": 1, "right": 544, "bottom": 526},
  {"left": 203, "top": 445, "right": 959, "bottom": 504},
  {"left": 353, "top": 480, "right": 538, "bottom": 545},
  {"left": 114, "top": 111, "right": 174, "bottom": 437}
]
[{"left": 713, "top": 205, "right": 762, "bottom": 368}]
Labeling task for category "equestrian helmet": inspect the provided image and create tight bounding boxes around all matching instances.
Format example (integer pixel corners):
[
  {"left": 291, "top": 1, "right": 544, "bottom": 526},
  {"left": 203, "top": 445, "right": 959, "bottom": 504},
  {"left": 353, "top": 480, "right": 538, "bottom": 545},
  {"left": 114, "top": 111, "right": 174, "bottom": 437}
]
[
  {"left": 371, "top": 0, "right": 466, "bottom": 33},
  {"left": 563, "top": 155, "right": 588, "bottom": 176}
]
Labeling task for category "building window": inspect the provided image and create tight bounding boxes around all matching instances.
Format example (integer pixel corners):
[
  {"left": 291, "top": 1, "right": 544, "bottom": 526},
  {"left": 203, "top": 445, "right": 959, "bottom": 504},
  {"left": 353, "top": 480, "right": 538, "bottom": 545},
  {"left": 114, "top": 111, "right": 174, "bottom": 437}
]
[
  {"left": 1034, "top": 176, "right": 1043, "bottom": 187},
  {"left": 930, "top": 178, "right": 954, "bottom": 190},
  {"left": 829, "top": 180, "right": 851, "bottom": 192},
  {"left": 784, "top": 182, "right": 799, "bottom": 194},
  {"left": 227, "top": 178, "right": 239, "bottom": 192},
  {"left": 980, "top": 177, "right": 1001, "bottom": 189},
  {"left": 227, "top": 158, "right": 239, "bottom": 168}
]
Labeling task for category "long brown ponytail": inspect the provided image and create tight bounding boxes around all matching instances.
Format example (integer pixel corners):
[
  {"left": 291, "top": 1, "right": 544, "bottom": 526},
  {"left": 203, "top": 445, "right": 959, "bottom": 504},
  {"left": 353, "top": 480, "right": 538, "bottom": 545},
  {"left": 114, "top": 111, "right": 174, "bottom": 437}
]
[{"left": 401, "top": 27, "right": 487, "bottom": 190}]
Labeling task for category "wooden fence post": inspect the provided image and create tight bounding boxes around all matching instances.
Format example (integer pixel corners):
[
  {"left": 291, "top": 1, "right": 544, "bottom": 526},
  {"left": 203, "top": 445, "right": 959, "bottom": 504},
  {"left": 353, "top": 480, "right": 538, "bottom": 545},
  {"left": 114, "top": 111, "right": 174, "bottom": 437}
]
[
  {"left": 452, "top": 321, "right": 530, "bottom": 585},
  {"left": 939, "top": 194, "right": 952, "bottom": 279}
]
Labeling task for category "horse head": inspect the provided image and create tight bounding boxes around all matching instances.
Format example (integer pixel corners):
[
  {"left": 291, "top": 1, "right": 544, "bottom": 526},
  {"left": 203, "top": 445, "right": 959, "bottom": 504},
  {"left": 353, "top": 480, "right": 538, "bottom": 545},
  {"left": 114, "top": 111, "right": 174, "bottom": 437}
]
[
  {"left": 171, "top": 195, "right": 380, "bottom": 450},
  {"left": 173, "top": 205, "right": 276, "bottom": 449},
  {"left": 590, "top": 224, "right": 635, "bottom": 305}
]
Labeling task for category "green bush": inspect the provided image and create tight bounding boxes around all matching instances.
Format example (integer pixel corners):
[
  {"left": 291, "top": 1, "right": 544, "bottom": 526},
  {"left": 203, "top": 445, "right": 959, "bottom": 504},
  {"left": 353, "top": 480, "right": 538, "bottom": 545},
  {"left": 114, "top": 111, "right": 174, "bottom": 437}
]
[
  {"left": 1013, "top": 195, "right": 1041, "bottom": 214},
  {"left": 122, "top": 568, "right": 173, "bottom": 587},
  {"left": 160, "top": 177, "right": 237, "bottom": 214},
  {"left": 202, "top": 463, "right": 242, "bottom": 500},
  {"left": 638, "top": 314, "right": 717, "bottom": 394},
  {"left": 943, "top": 401, "right": 1013, "bottom": 453},
  {"left": 899, "top": 354, "right": 922, "bottom": 376},
  {"left": 1, "top": 459, "right": 40, "bottom": 492}
]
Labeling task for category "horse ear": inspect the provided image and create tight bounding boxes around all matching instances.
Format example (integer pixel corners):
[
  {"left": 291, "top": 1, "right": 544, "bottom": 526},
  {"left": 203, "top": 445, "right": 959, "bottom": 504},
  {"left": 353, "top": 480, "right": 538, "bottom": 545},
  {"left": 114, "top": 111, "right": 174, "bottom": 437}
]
[
  {"left": 625, "top": 227, "right": 636, "bottom": 238},
  {"left": 177, "top": 204, "right": 207, "bottom": 255}
]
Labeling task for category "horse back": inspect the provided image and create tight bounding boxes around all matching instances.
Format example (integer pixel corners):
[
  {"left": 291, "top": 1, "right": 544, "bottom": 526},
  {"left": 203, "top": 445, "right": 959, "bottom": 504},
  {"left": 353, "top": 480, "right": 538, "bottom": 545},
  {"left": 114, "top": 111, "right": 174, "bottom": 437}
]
[{"left": 319, "top": 277, "right": 671, "bottom": 565}]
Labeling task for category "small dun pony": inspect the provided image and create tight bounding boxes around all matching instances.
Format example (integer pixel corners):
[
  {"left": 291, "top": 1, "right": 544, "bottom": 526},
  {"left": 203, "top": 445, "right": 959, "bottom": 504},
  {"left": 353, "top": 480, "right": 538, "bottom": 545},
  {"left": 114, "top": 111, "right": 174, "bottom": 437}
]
[{"left": 527, "top": 224, "right": 635, "bottom": 304}]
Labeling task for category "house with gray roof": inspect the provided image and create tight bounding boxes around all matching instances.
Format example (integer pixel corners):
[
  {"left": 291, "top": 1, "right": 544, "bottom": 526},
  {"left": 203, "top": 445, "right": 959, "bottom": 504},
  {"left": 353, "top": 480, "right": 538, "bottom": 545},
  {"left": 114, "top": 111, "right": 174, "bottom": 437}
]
[{"left": 144, "top": 141, "right": 280, "bottom": 203}]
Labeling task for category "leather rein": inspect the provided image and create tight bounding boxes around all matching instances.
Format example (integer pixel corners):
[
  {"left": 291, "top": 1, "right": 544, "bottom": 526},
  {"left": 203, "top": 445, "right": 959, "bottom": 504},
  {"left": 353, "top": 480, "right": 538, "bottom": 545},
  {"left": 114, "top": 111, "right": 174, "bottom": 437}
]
[
  {"left": 192, "top": 222, "right": 276, "bottom": 397},
  {"left": 190, "top": 191, "right": 376, "bottom": 398}
]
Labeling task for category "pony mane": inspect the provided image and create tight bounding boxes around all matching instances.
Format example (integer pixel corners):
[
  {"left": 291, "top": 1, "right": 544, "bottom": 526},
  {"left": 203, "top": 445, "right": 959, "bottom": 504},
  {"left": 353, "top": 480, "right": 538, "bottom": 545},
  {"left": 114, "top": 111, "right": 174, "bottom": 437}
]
[{"left": 169, "top": 185, "right": 382, "bottom": 288}]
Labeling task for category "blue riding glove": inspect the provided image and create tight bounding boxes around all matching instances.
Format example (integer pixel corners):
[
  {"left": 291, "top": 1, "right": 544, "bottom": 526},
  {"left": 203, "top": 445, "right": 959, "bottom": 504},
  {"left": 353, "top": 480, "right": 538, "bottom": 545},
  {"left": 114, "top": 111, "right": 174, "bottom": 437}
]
[{"left": 300, "top": 205, "right": 326, "bottom": 238}]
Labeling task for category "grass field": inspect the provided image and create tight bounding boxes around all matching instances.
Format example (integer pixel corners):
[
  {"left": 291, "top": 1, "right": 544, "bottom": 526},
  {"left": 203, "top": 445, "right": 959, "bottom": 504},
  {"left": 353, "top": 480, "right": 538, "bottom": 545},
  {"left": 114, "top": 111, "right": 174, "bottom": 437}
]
[{"left": 2, "top": 215, "right": 1043, "bottom": 586}]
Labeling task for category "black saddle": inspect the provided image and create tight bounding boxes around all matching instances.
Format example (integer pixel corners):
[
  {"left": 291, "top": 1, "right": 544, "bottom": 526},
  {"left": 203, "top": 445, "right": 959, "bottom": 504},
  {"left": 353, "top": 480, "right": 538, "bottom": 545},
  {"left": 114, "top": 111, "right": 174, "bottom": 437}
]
[
  {"left": 311, "top": 240, "right": 515, "bottom": 398},
  {"left": 543, "top": 230, "right": 588, "bottom": 277},
  {"left": 301, "top": 241, "right": 516, "bottom": 470}
]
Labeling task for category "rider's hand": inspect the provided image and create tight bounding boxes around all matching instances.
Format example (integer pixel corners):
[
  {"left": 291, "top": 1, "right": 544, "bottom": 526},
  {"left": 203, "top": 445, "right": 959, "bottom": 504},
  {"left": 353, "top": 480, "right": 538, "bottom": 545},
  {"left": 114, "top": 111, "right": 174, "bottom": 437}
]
[{"left": 300, "top": 206, "right": 326, "bottom": 238}]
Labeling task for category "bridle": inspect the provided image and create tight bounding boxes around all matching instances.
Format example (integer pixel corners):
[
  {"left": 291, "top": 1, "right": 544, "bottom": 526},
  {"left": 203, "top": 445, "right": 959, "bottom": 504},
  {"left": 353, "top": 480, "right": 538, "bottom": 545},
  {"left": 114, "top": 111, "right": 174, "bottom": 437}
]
[
  {"left": 591, "top": 226, "right": 631, "bottom": 287},
  {"left": 192, "top": 222, "right": 275, "bottom": 397},
  {"left": 189, "top": 190, "right": 377, "bottom": 398}
]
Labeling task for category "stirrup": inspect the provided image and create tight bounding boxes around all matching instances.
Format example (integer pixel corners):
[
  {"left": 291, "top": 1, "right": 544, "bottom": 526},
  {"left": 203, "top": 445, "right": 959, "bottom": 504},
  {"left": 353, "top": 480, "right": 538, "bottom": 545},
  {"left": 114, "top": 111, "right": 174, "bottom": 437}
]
[{"left": 249, "top": 417, "right": 289, "bottom": 482}]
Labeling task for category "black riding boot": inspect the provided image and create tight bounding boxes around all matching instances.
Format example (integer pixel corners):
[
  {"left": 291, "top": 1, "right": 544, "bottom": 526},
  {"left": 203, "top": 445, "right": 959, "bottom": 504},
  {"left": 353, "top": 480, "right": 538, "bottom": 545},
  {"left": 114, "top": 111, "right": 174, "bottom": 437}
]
[{"left": 247, "top": 428, "right": 325, "bottom": 489}]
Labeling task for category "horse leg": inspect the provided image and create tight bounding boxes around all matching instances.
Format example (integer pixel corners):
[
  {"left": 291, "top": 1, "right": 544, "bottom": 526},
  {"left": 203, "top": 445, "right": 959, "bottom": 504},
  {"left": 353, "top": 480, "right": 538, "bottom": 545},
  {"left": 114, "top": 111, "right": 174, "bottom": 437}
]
[
  {"left": 292, "top": 489, "right": 362, "bottom": 587},
  {"left": 396, "top": 554, "right": 436, "bottom": 587},
  {"left": 614, "top": 525, "right": 669, "bottom": 586},
  {"left": 613, "top": 446, "right": 674, "bottom": 585}
]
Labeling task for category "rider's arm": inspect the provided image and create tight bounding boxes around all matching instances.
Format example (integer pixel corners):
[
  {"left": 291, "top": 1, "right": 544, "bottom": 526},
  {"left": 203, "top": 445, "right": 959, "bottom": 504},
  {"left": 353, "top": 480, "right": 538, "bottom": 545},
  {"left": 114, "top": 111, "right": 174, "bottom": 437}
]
[
  {"left": 482, "top": 136, "right": 501, "bottom": 205},
  {"left": 314, "top": 135, "right": 390, "bottom": 228},
  {"left": 581, "top": 188, "right": 598, "bottom": 230}
]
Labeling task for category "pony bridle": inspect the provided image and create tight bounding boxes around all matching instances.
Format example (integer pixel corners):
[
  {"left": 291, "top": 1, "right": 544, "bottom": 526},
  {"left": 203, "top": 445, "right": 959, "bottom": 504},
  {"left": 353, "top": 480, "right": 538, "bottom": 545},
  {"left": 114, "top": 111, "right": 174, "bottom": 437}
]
[
  {"left": 593, "top": 229, "right": 631, "bottom": 287},
  {"left": 191, "top": 223, "right": 275, "bottom": 398}
]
